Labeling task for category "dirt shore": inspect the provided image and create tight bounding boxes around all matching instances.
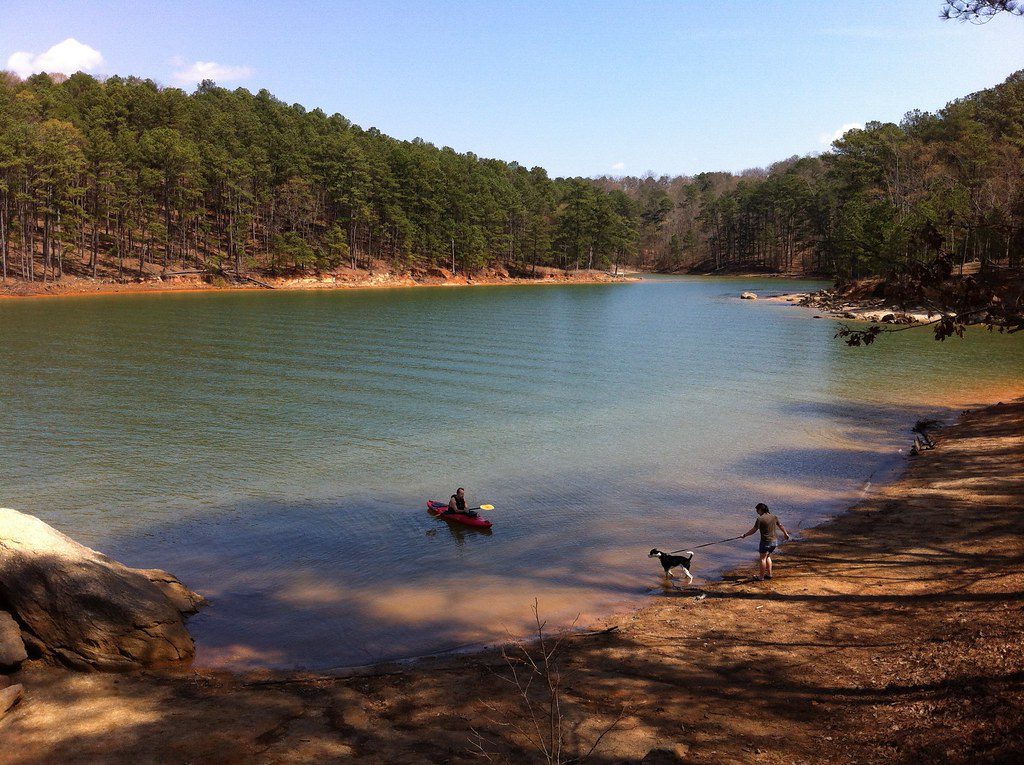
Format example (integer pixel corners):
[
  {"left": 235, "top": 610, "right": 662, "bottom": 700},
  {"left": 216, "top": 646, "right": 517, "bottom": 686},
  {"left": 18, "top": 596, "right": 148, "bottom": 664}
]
[
  {"left": 0, "top": 266, "right": 634, "bottom": 300},
  {"left": 2, "top": 399, "right": 1023, "bottom": 764}
]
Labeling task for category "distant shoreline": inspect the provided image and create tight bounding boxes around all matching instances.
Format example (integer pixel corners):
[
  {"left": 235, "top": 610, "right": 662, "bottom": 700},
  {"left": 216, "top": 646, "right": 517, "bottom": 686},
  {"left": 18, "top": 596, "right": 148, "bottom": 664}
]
[
  {"left": 0, "top": 269, "right": 841, "bottom": 302},
  {"left": 0, "top": 266, "right": 638, "bottom": 301}
]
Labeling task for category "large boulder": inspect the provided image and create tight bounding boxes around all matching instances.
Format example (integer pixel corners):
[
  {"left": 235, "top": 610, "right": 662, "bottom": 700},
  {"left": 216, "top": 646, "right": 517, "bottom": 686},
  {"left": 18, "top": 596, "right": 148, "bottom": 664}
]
[
  {"left": 0, "top": 507, "right": 202, "bottom": 671},
  {"left": 0, "top": 610, "right": 28, "bottom": 669}
]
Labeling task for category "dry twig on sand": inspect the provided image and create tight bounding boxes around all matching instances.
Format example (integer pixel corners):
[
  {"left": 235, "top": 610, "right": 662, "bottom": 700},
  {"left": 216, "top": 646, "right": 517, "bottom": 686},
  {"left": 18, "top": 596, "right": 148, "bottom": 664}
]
[{"left": 470, "top": 600, "right": 628, "bottom": 764}]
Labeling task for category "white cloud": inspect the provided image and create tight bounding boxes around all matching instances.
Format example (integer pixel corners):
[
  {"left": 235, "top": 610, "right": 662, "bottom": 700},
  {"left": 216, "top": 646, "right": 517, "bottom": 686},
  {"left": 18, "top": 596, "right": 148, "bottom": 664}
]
[
  {"left": 611, "top": 161, "right": 626, "bottom": 171},
  {"left": 6, "top": 38, "right": 103, "bottom": 79},
  {"left": 172, "top": 60, "right": 253, "bottom": 86},
  {"left": 819, "top": 122, "right": 864, "bottom": 146}
]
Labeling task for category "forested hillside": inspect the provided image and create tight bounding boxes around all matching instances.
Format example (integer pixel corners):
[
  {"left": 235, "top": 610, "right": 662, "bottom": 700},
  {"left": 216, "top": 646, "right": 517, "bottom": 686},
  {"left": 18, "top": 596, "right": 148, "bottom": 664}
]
[
  {"left": 0, "top": 72, "right": 639, "bottom": 283},
  {"left": 606, "top": 69, "right": 1024, "bottom": 277},
  {"left": 0, "top": 69, "right": 1022, "bottom": 284}
]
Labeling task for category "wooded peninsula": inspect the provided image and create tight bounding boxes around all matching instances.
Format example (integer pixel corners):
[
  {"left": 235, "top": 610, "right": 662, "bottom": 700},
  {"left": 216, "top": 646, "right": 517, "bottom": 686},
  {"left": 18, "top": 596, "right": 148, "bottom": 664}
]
[{"left": 0, "top": 69, "right": 1021, "bottom": 288}]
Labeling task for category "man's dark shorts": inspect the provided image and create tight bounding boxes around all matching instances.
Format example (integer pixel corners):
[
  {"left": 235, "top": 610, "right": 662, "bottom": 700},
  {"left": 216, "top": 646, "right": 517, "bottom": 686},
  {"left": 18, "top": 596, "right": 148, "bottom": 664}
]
[{"left": 759, "top": 540, "right": 777, "bottom": 555}]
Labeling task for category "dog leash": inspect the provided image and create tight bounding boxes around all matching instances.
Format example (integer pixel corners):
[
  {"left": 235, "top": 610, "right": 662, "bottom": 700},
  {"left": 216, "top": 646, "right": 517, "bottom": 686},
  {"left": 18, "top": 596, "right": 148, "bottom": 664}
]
[{"left": 668, "top": 535, "right": 744, "bottom": 555}]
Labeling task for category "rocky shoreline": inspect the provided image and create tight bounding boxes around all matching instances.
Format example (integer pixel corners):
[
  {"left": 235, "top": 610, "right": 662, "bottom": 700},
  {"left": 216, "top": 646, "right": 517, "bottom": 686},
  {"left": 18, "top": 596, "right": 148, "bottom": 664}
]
[
  {"left": 756, "top": 288, "right": 944, "bottom": 325},
  {"left": 1, "top": 397, "right": 1021, "bottom": 763}
]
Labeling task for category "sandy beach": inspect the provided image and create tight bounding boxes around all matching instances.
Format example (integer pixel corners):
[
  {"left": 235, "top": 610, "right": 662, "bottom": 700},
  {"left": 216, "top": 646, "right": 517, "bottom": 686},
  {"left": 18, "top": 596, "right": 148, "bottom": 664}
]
[{"left": 2, "top": 396, "right": 1021, "bottom": 764}]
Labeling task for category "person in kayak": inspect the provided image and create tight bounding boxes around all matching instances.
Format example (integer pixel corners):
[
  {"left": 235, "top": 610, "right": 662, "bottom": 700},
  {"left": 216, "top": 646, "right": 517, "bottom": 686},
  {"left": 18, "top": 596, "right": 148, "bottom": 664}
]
[
  {"left": 447, "top": 488, "right": 475, "bottom": 516},
  {"left": 741, "top": 502, "right": 791, "bottom": 581}
]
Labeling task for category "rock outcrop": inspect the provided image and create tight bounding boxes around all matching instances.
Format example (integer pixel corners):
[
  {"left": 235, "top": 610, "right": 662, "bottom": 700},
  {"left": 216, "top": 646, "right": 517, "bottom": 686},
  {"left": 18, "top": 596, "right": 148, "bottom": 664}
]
[
  {"left": 0, "top": 507, "right": 203, "bottom": 671},
  {"left": 0, "top": 610, "right": 28, "bottom": 669},
  {"left": 137, "top": 568, "right": 208, "bottom": 615},
  {"left": 740, "top": 291, "right": 757, "bottom": 300}
]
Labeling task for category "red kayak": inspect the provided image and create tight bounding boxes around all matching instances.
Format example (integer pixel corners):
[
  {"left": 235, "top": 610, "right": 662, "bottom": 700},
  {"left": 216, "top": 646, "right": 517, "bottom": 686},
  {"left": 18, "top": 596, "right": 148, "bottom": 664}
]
[{"left": 427, "top": 500, "right": 492, "bottom": 528}]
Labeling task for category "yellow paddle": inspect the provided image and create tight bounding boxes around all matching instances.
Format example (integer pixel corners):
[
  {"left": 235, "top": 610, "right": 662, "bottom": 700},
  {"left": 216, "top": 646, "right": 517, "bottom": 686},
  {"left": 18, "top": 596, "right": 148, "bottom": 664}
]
[{"left": 470, "top": 504, "right": 495, "bottom": 511}]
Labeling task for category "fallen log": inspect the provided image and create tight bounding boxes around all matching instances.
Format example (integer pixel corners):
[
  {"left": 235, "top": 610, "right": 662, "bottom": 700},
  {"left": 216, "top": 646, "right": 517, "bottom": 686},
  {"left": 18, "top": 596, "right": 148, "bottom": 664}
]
[{"left": 236, "top": 272, "right": 275, "bottom": 289}]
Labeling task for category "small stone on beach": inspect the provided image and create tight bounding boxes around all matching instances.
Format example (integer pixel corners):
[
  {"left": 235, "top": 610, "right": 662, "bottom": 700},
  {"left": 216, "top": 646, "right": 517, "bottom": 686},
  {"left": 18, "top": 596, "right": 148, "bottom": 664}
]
[
  {"left": 0, "top": 611, "right": 28, "bottom": 669},
  {"left": 0, "top": 683, "right": 23, "bottom": 718}
]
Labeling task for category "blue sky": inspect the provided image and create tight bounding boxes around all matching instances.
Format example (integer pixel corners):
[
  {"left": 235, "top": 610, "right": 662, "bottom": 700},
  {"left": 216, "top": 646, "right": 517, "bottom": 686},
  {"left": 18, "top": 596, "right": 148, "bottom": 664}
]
[{"left": 2, "top": 1, "right": 1022, "bottom": 177}]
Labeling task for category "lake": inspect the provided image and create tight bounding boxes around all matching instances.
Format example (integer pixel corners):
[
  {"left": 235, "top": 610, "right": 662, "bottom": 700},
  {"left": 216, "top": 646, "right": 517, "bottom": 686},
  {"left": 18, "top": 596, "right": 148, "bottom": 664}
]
[{"left": 1, "top": 276, "right": 1021, "bottom": 669}]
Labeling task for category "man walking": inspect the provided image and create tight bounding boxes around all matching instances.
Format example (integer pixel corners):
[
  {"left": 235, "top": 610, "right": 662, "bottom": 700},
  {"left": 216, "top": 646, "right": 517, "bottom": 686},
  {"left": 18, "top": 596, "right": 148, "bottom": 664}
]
[{"left": 741, "top": 502, "right": 790, "bottom": 581}]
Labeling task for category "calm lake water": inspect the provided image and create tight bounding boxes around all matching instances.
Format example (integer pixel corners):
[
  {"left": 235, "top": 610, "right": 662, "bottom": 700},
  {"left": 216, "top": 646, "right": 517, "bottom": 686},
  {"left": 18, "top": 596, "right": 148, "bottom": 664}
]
[{"left": 1, "top": 276, "right": 1021, "bottom": 669}]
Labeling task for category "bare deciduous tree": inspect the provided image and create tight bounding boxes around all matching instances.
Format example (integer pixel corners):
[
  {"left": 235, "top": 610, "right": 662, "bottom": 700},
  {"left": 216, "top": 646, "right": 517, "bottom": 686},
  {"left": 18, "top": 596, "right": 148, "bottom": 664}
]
[
  {"left": 940, "top": 0, "right": 1023, "bottom": 22},
  {"left": 470, "top": 601, "right": 628, "bottom": 764}
]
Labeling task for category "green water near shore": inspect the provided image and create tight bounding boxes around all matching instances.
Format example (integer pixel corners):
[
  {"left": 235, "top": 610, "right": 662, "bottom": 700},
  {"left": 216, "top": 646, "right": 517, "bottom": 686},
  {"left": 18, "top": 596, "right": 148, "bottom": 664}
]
[{"left": 1, "top": 276, "right": 1021, "bottom": 669}]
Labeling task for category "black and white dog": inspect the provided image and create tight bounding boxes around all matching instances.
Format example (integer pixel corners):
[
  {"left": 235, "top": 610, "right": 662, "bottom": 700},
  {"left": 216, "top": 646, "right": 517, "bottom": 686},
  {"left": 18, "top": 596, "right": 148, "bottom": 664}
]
[{"left": 648, "top": 549, "right": 694, "bottom": 584}]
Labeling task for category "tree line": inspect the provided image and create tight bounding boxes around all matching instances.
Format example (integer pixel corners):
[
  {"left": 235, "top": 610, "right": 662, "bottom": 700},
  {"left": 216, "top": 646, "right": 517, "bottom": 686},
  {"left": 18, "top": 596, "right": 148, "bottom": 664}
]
[
  {"left": 0, "top": 72, "right": 639, "bottom": 283},
  {"left": 0, "top": 68, "right": 1021, "bottom": 284},
  {"left": 603, "top": 69, "right": 1024, "bottom": 279}
]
